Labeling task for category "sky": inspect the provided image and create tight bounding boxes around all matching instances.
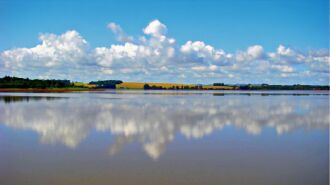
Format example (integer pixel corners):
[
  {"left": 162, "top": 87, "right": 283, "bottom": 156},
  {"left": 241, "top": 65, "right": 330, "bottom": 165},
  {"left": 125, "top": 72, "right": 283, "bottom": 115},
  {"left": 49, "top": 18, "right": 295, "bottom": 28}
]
[{"left": 0, "top": 0, "right": 329, "bottom": 84}]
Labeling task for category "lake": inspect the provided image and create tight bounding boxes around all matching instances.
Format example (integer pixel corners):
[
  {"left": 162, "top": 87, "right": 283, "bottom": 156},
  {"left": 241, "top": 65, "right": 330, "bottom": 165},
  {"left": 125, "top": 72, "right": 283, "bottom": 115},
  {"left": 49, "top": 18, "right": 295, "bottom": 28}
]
[{"left": 0, "top": 90, "right": 329, "bottom": 185}]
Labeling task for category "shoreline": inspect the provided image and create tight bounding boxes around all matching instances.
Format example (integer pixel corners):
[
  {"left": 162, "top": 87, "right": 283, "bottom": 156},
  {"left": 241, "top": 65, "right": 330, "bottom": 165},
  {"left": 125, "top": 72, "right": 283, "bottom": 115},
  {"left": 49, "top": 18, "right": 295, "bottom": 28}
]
[{"left": 0, "top": 88, "right": 329, "bottom": 93}]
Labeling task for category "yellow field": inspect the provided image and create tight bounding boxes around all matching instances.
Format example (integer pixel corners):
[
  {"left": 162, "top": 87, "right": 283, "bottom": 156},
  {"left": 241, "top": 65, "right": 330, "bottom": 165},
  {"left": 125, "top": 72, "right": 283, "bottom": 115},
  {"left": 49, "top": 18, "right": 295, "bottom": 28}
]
[
  {"left": 116, "top": 82, "right": 197, "bottom": 89},
  {"left": 116, "top": 82, "right": 235, "bottom": 90},
  {"left": 202, "top": 85, "right": 236, "bottom": 90},
  {"left": 73, "top": 82, "right": 97, "bottom": 88}
]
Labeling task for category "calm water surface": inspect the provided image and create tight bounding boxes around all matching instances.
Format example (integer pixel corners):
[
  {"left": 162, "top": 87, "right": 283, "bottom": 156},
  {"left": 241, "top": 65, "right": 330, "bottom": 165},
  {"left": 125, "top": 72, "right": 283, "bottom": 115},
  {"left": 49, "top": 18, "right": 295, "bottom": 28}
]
[{"left": 0, "top": 90, "right": 329, "bottom": 185}]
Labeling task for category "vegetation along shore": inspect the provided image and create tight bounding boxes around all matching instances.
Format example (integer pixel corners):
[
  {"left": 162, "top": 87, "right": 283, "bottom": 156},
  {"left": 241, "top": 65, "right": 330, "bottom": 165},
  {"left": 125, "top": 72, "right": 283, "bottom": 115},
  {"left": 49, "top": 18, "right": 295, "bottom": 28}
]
[{"left": 0, "top": 76, "right": 328, "bottom": 92}]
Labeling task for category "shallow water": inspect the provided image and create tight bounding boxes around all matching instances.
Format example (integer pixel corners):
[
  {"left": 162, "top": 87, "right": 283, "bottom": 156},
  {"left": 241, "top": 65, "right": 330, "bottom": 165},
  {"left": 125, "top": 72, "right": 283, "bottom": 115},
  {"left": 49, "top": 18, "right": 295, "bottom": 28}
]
[{"left": 0, "top": 90, "right": 329, "bottom": 185}]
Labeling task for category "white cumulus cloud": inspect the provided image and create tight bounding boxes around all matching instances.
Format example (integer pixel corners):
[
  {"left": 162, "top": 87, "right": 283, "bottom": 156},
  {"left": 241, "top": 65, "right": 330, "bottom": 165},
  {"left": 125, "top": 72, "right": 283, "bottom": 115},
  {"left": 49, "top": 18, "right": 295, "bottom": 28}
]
[
  {"left": 1, "top": 30, "right": 88, "bottom": 68},
  {"left": 143, "top": 19, "right": 167, "bottom": 37},
  {"left": 107, "top": 22, "right": 134, "bottom": 42},
  {"left": 0, "top": 20, "right": 329, "bottom": 84},
  {"left": 247, "top": 45, "right": 264, "bottom": 59}
]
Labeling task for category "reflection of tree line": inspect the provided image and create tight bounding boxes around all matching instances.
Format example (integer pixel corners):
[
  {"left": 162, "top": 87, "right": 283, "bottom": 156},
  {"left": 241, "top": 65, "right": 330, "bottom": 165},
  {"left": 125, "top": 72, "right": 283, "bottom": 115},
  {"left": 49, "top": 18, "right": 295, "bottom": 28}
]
[
  {"left": 0, "top": 96, "right": 65, "bottom": 103},
  {"left": 0, "top": 96, "right": 328, "bottom": 159}
]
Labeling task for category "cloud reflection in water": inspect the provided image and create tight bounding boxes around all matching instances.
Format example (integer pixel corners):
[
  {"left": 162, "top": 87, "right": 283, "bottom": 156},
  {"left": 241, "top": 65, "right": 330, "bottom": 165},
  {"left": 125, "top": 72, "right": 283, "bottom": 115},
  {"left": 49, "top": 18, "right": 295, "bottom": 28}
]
[{"left": 0, "top": 94, "right": 328, "bottom": 159}]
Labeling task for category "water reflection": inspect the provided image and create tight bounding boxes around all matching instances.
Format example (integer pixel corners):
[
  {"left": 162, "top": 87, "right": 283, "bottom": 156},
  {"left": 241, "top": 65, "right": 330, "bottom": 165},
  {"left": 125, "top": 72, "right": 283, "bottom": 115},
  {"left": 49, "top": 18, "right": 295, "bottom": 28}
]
[
  {"left": 0, "top": 95, "right": 65, "bottom": 103},
  {"left": 0, "top": 94, "right": 328, "bottom": 159}
]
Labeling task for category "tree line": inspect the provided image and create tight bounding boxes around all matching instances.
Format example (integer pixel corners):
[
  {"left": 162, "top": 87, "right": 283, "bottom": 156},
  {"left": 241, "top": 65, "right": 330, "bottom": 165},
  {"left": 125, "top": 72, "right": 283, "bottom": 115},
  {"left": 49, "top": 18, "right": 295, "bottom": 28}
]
[
  {"left": 89, "top": 80, "right": 123, "bottom": 88},
  {"left": 238, "top": 84, "right": 329, "bottom": 90},
  {"left": 143, "top": 84, "right": 203, "bottom": 90},
  {"left": 0, "top": 76, "right": 328, "bottom": 90},
  {"left": 0, "top": 76, "right": 71, "bottom": 88}
]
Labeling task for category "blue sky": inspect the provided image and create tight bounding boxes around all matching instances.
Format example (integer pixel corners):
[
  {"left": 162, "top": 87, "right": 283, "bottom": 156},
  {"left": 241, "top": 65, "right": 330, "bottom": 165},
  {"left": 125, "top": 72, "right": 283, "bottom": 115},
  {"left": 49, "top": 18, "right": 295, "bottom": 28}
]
[{"left": 0, "top": 0, "right": 329, "bottom": 84}]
